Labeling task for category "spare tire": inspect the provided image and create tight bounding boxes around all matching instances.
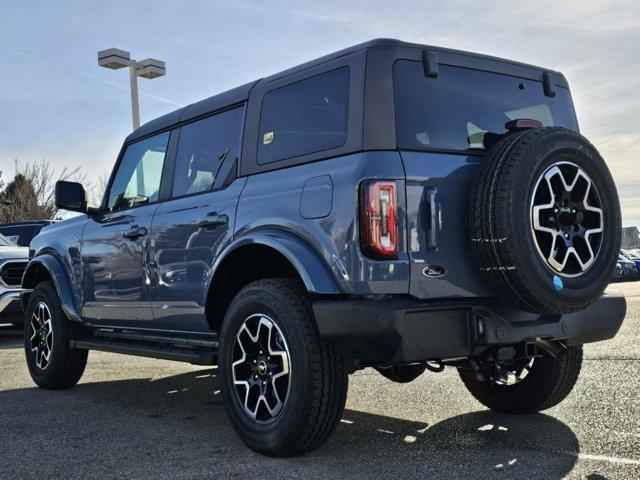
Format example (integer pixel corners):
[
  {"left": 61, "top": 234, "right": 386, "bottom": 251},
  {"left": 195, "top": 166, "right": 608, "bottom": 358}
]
[{"left": 469, "top": 127, "right": 621, "bottom": 314}]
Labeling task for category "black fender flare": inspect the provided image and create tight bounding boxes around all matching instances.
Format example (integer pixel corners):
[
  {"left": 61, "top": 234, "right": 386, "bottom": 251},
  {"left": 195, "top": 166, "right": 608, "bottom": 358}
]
[
  {"left": 21, "top": 253, "right": 81, "bottom": 322},
  {"left": 206, "top": 230, "right": 342, "bottom": 301}
]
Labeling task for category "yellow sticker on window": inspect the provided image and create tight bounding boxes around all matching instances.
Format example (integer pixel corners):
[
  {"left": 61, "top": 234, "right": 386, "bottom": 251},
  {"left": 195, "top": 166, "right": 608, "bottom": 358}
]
[{"left": 263, "top": 131, "right": 274, "bottom": 145}]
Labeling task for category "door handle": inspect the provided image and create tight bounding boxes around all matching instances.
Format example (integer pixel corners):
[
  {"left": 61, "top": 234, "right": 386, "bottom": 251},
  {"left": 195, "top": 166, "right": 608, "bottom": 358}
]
[
  {"left": 122, "top": 225, "right": 148, "bottom": 239},
  {"left": 426, "top": 187, "right": 441, "bottom": 250},
  {"left": 197, "top": 212, "right": 228, "bottom": 229}
]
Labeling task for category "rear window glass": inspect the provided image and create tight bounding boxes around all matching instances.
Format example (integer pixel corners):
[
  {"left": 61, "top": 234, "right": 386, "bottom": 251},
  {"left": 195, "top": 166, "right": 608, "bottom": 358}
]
[
  {"left": 258, "top": 67, "right": 350, "bottom": 164},
  {"left": 394, "top": 61, "right": 578, "bottom": 152}
]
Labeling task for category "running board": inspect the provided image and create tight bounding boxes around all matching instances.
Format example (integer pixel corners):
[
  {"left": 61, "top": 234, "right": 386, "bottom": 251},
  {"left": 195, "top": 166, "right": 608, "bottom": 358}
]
[
  {"left": 70, "top": 338, "right": 217, "bottom": 365},
  {"left": 91, "top": 328, "right": 218, "bottom": 349}
]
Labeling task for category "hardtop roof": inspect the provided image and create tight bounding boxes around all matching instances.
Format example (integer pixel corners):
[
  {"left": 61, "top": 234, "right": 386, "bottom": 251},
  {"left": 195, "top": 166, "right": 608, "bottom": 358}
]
[{"left": 126, "top": 38, "right": 565, "bottom": 143}]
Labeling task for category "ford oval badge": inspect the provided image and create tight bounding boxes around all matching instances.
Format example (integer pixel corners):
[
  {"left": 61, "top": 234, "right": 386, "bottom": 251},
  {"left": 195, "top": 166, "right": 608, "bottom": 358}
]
[{"left": 422, "top": 265, "right": 447, "bottom": 278}]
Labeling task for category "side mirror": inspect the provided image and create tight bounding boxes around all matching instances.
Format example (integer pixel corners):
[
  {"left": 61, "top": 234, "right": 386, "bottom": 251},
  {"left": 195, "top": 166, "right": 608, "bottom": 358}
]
[{"left": 55, "top": 181, "right": 88, "bottom": 213}]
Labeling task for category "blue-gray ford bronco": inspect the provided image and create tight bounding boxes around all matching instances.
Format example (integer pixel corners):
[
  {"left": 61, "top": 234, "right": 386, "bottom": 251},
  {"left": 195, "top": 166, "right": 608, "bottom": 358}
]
[{"left": 21, "top": 39, "right": 626, "bottom": 456}]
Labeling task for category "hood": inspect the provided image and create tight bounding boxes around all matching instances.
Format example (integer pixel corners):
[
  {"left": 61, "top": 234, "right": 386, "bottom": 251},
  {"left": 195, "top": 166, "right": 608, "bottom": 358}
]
[{"left": 0, "top": 246, "right": 29, "bottom": 259}]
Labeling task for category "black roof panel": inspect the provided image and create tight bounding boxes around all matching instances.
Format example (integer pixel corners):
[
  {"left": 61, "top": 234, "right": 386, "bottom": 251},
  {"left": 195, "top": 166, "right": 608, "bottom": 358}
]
[{"left": 125, "top": 38, "right": 565, "bottom": 142}]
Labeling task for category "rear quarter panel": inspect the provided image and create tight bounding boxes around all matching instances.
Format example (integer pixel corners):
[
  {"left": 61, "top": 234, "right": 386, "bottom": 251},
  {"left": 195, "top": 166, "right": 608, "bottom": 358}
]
[{"left": 235, "top": 151, "right": 410, "bottom": 295}]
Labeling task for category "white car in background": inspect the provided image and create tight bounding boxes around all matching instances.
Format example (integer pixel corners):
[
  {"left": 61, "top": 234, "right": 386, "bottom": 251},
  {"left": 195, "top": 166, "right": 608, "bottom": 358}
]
[{"left": 0, "top": 234, "right": 28, "bottom": 327}]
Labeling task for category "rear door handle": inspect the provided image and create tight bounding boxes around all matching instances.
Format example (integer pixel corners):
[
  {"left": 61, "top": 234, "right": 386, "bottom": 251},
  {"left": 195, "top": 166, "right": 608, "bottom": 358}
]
[
  {"left": 197, "top": 212, "right": 228, "bottom": 229},
  {"left": 123, "top": 225, "right": 148, "bottom": 239},
  {"left": 426, "top": 187, "right": 441, "bottom": 250}
]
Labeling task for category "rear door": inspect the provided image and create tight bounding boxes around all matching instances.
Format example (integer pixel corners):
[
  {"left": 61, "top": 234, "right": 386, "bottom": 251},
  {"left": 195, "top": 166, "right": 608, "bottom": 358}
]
[
  {"left": 81, "top": 131, "right": 170, "bottom": 326},
  {"left": 393, "top": 60, "right": 579, "bottom": 300},
  {"left": 150, "top": 106, "right": 245, "bottom": 331}
]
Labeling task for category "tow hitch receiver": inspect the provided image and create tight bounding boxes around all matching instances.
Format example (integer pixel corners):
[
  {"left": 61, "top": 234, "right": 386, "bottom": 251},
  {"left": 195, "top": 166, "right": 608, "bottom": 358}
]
[{"left": 495, "top": 341, "right": 541, "bottom": 363}]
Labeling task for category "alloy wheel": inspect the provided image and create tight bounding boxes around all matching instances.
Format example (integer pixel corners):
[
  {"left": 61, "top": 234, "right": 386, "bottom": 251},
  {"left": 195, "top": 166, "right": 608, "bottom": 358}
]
[
  {"left": 490, "top": 359, "right": 534, "bottom": 385},
  {"left": 29, "top": 302, "right": 54, "bottom": 370},
  {"left": 531, "top": 161, "right": 604, "bottom": 277},
  {"left": 231, "top": 314, "right": 291, "bottom": 422}
]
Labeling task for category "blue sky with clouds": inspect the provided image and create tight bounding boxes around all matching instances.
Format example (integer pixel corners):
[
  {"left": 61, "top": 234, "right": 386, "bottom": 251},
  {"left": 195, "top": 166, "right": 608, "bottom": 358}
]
[{"left": 1, "top": 0, "right": 639, "bottom": 225}]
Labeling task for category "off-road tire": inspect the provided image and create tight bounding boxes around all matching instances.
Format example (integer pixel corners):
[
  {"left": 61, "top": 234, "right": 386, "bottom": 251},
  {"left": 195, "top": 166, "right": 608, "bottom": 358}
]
[
  {"left": 469, "top": 127, "right": 621, "bottom": 314},
  {"left": 458, "top": 345, "right": 583, "bottom": 413},
  {"left": 24, "top": 281, "right": 88, "bottom": 389},
  {"left": 218, "top": 279, "right": 348, "bottom": 456}
]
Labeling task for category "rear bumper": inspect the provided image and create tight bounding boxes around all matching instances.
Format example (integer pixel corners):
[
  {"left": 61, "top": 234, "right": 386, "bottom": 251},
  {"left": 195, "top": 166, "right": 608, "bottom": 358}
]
[{"left": 312, "top": 289, "right": 626, "bottom": 364}]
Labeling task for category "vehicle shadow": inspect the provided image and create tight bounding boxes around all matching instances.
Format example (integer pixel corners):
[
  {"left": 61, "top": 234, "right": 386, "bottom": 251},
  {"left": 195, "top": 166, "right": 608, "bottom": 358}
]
[{"left": 0, "top": 368, "right": 582, "bottom": 479}]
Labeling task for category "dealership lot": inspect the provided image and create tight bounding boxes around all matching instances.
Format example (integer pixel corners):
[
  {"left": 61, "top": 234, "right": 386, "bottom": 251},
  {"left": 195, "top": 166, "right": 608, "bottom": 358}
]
[{"left": 1, "top": 283, "right": 638, "bottom": 479}]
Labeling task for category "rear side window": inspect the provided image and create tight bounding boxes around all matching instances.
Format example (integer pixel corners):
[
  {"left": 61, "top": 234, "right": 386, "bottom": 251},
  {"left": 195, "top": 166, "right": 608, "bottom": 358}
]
[
  {"left": 394, "top": 61, "right": 579, "bottom": 152},
  {"left": 172, "top": 107, "right": 244, "bottom": 197},
  {"left": 258, "top": 67, "right": 350, "bottom": 164}
]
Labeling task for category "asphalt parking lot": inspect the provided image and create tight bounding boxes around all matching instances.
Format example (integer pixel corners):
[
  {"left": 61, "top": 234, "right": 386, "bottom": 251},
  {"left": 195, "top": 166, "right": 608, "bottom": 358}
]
[{"left": 1, "top": 283, "right": 638, "bottom": 479}]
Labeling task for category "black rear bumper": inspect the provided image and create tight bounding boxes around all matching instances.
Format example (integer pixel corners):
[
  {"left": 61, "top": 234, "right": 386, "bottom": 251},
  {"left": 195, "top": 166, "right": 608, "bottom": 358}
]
[{"left": 312, "top": 289, "right": 626, "bottom": 364}]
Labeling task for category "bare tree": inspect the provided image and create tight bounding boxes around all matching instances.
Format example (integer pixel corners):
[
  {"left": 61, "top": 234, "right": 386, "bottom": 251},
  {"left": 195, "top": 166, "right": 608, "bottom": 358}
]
[
  {"left": 0, "top": 158, "right": 86, "bottom": 222},
  {"left": 88, "top": 173, "right": 110, "bottom": 207}
]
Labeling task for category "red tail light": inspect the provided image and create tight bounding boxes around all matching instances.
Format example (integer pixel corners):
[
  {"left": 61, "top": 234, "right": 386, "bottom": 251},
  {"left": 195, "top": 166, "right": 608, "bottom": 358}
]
[{"left": 359, "top": 180, "right": 398, "bottom": 259}]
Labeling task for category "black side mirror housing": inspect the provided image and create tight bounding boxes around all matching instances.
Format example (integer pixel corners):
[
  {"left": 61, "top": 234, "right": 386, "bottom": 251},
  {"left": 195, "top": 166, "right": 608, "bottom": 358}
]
[{"left": 55, "top": 181, "right": 88, "bottom": 213}]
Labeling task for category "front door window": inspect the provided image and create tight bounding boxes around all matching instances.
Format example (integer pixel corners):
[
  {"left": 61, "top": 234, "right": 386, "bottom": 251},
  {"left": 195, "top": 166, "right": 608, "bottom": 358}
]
[{"left": 107, "top": 132, "right": 169, "bottom": 210}]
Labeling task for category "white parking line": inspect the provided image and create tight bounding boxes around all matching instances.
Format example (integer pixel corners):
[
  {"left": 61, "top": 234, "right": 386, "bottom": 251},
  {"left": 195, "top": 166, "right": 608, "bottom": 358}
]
[{"left": 562, "top": 451, "right": 640, "bottom": 465}]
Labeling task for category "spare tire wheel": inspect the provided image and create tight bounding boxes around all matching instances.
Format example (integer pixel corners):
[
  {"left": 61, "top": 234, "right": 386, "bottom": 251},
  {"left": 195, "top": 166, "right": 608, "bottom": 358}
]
[{"left": 469, "top": 127, "right": 621, "bottom": 314}]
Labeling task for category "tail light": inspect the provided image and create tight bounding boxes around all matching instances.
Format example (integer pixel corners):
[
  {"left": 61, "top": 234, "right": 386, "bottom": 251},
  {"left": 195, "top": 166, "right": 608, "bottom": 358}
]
[{"left": 359, "top": 180, "right": 398, "bottom": 259}]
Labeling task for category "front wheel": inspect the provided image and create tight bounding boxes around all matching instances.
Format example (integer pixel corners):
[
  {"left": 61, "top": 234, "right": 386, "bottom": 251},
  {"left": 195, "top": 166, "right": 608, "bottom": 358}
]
[
  {"left": 218, "top": 279, "right": 348, "bottom": 456},
  {"left": 458, "top": 345, "right": 583, "bottom": 413},
  {"left": 24, "top": 282, "right": 88, "bottom": 389}
]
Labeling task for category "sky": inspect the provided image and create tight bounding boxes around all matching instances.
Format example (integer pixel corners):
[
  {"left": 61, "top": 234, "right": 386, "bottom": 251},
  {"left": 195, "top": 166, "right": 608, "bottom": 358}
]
[{"left": 1, "top": 0, "right": 639, "bottom": 226}]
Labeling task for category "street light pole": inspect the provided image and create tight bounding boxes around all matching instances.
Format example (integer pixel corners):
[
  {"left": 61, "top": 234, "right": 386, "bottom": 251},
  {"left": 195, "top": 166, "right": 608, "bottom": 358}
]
[
  {"left": 98, "top": 48, "right": 166, "bottom": 131},
  {"left": 128, "top": 61, "right": 141, "bottom": 130}
]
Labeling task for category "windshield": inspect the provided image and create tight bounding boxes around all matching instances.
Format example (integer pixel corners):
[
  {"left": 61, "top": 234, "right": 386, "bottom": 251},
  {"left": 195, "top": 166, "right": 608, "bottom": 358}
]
[
  {"left": 394, "top": 61, "right": 579, "bottom": 152},
  {"left": 0, "top": 233, "right": 16, "bottom": 246}
]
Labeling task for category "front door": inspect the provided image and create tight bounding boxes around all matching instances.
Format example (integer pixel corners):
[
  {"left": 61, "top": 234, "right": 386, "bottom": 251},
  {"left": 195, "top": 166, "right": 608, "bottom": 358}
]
[{"left": 81, "top": 131, "right": 170, "bottom": 326}]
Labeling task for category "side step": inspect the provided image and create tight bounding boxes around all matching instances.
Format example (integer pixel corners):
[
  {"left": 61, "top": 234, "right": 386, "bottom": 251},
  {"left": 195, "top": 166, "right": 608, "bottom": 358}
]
[{"left": 70, "top": 330, "right": 218, "bottom": 365}]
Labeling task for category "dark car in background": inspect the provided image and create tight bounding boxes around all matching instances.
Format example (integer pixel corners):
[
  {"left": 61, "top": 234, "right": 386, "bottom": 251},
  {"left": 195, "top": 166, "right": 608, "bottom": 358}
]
[{"left": 0, "top": 220, "right": 55, "bottom": 247}]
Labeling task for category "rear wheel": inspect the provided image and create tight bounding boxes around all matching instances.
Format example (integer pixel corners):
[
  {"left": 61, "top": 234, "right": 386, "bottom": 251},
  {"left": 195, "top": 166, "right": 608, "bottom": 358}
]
[
  {"left": 24, "top": 282, "right": 88, "bottom": 389},
  {"left": 218, "top": 279, "right": 348, "bottom": 456},
  {"left": 458, "top": 345, "right": 583, "bottom": 413}
]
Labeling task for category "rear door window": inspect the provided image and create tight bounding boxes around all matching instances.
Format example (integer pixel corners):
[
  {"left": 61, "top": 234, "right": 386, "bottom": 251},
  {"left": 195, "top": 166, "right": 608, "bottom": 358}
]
[
  {"left": 258, "top": 67, "right": 350, "bottom": 164},
  {"left": 172, "top": 106, "right": 244, "bottom": 197},
  {"left": 394, "top": 61, "right": 579, "bottom": 152}
]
